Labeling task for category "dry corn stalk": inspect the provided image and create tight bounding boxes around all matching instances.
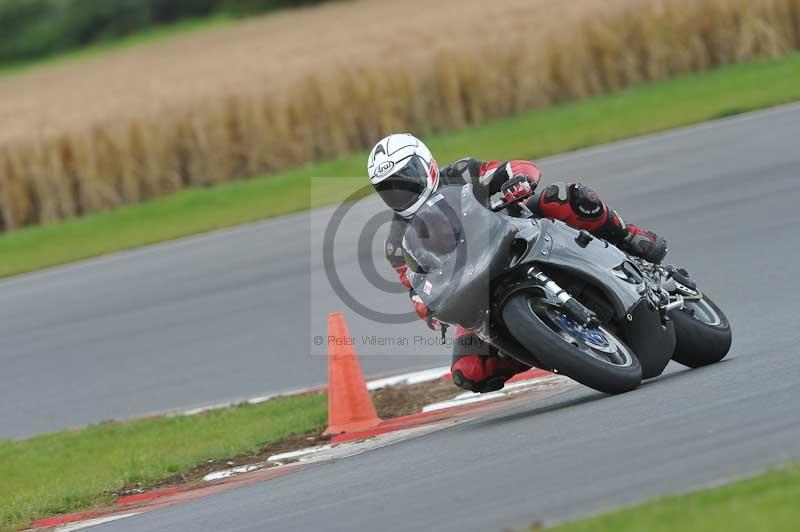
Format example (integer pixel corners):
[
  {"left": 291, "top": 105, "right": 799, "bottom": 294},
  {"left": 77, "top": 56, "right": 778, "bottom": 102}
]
[{"left": 0, "top": 0, "right": 798, "bottom": 231}]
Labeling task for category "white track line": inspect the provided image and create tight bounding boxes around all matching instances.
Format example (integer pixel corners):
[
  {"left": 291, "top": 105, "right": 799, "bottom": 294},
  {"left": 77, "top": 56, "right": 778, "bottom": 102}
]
[
  {"left": 423, "top": 375, "right": 570, "bottom": 412},
  {"left": 267, "top": 444, "right": 334, "bottom": 463},
  {"left": 203, "top": 464, "right": 263, "bottom": 482},
  {"left": 366, "top": 366, "right": 450, "bottom": 390},
  {"left": 55, "top": 513, "right": 142, "bottom": 532},
  {"left": 202, "top": 424, "right": 453, "bottom": 483},
  {"left": 176, "top": 366, "right": 451, "bottom": 418}
]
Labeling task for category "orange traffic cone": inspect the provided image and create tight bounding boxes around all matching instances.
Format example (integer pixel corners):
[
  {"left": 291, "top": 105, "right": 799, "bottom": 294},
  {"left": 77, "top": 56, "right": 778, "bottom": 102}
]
[{"left": 323, "top": 312, "right": 382, "bottom": 436}]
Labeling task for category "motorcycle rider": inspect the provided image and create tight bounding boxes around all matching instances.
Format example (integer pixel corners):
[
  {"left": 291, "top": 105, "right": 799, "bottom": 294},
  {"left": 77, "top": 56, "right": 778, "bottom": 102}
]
[{"left": 368, "top": 133, "right": 668, "bottom": 393}]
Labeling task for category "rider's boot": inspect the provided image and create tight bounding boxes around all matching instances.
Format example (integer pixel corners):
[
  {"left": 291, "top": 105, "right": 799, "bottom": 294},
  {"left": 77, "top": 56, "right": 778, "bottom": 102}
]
[
  {"left": 618, "top": 224, "right": 668, "bottom": 264},
  {"left": 529, "top": 182, "right": 668, "bottom": 264}
]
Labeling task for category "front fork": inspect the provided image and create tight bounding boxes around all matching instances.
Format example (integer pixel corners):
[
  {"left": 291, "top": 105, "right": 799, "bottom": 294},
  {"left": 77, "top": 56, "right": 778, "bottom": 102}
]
[{"left": 526, "top": 267, "right": 596, "bottom": 326}]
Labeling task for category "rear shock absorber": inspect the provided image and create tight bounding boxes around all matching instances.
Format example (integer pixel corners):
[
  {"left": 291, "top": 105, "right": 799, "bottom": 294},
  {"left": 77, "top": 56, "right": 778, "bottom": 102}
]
[{"left": 527, "top": 267, "right": 595, "bottom": 326}]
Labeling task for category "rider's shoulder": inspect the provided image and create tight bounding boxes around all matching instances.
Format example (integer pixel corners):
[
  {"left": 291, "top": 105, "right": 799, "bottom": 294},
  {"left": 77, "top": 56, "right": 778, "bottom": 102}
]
[{"left": 440, "top": 157, "right": 482, "bottom": 180}]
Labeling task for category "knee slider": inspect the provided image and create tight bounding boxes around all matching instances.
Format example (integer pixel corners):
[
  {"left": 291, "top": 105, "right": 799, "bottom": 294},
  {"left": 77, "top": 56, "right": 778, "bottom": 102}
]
[{"left": 570, "top": 184, "right": 604, "bottom": 219}]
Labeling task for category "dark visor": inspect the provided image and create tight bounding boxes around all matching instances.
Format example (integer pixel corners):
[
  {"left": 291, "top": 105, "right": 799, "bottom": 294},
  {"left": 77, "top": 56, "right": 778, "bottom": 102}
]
[{"left": 374, "top": 156, "right": 429, "bottom": 212}]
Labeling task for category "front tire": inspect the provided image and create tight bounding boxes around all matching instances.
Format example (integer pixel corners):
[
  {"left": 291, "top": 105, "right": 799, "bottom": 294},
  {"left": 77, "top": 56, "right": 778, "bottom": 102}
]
[
  {"left": 670, "top": 293, "right": 732, "bottom": 368},
  {"left": 502, "top": 294, "right": 642, "bottom": 395}
]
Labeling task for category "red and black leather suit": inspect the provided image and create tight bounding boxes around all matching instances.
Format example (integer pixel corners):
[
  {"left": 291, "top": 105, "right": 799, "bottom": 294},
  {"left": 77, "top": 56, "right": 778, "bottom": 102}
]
[{"left": 385, "top": 157, "right": 666, "bottom": 393}]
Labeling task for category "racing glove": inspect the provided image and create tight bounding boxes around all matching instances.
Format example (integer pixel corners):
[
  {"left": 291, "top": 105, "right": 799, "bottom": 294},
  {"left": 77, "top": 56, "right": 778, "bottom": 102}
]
[
  {"left": 412, "top": 294, "right": 441, "bottom": 331},
  {"left": 501, "top": 175, "right": 534, "bottom": 203}
]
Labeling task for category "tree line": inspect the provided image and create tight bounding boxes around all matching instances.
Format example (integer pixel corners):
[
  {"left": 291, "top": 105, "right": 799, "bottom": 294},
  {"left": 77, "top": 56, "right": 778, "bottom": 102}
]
[{"left": 0, "top": 0, "right": 327, "bottom": 65}]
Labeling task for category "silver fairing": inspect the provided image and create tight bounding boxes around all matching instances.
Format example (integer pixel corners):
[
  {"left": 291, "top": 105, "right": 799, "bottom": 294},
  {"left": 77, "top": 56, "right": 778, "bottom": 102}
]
[
  {"left": 405, "top": 185, "right": 645, "bottom": 328},
  {"left": 522, "top": 218, "right": 647, "bottom": 318}
]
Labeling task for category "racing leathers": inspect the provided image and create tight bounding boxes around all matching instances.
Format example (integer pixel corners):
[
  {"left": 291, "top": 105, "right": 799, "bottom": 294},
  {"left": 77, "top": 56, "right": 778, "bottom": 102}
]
[{"left": 385, "top": 157, "right": 667, "bottom": 393}]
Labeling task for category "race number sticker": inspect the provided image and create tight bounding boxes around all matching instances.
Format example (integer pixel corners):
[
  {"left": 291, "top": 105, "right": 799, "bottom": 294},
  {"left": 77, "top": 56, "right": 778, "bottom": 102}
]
[{"left": 423, "top": 280, "right": 433, "bottom": 295}]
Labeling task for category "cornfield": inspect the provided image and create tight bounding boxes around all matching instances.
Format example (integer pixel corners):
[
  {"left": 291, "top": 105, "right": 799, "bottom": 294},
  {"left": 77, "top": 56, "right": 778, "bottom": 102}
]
[{"left": 0, "top": 0, "right": 798, "bottom": 231}]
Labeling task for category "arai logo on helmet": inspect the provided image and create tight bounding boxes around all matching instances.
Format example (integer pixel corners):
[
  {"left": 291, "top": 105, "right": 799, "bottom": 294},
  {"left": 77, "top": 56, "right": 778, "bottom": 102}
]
[{"left": 375, "top": 160, "right": 395, "bottom": 178}]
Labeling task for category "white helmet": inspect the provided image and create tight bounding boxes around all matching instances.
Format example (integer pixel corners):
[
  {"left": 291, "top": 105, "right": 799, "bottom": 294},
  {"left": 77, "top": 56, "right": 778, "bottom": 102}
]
[{"left": 367, "top": 133, "right": 439, "bottom": 218}]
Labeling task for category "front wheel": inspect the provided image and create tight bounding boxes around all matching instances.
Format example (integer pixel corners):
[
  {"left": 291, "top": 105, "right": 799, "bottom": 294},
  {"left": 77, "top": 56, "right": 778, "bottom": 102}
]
[
  {"left": 502, "top": 293, "right": 642, "bottom": 395},
  {"left": 669, "top": 293, "right": 732, "bottom": 368}
]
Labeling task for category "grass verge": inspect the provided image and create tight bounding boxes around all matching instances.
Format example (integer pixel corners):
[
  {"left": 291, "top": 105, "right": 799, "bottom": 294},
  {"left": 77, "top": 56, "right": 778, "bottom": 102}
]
[
  {"left": 544, "top": 465, "right": 800, "bottom": 532},
  {"left": 1, "top": 53, "right": 800, "bottom": 279},
  {"left": 0, "top": 380, "right": 462, "bottom": 531},
  {"left": 0, "top": 393, "right": 327, "bottom": 531}
]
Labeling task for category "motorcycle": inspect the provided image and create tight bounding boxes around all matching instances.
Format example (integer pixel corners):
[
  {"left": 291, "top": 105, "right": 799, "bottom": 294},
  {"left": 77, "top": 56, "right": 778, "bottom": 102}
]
[{"left": 403, "top": 184, "right": 732, "bottom": 394}]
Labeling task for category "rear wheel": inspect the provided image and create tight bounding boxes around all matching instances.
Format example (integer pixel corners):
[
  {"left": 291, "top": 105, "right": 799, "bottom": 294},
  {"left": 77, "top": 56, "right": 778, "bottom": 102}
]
[
  {"left": 669, "top": 293, "right": 732, "bottom": 368},
  {"left": 502, "top": 293, "right": 642, "bottom": 395}
]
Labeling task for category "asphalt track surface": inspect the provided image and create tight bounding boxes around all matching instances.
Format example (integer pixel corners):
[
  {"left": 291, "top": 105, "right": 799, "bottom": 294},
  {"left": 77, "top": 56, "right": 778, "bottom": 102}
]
[
  {"left": 1, "top": 104, "right": 799, "bottom": 445},
  {"left": 89, "top": 104, "right": 800, "bottom": 531}
]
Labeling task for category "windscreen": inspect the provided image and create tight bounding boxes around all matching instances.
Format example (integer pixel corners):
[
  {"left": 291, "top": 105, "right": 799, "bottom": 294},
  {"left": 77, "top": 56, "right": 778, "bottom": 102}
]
[{"left": 402, "top": 186, "right": 463, "bottom": 273}]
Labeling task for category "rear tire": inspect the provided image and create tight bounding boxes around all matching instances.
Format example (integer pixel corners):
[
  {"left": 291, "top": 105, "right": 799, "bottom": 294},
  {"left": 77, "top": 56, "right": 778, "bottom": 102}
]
[
  {"left": 502, "top": 294, "right": 642, "bottom": 395},
  {"left": 670, "top": 293, "right": 732, "bottom": 368}
]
